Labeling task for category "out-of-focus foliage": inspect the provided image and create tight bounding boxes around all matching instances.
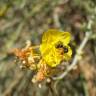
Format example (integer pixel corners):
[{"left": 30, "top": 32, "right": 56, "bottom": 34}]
[{"left": 0, "top": 0, "right": 96, "bottom": 96}]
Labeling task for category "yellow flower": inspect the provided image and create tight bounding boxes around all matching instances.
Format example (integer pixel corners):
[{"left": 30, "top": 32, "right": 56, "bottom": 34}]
[{"left": 40, "top": 29, "right": 72, "bottom": 67}]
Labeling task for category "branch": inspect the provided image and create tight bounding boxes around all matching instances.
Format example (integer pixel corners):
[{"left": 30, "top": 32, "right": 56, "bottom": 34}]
[{"left": 53, "top": 15, "right": 94, "bottom": 80}]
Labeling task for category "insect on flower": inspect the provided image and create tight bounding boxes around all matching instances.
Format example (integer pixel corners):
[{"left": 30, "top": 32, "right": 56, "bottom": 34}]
[{"left": 40, "top": 29, "right": 72, "bottom": 67}]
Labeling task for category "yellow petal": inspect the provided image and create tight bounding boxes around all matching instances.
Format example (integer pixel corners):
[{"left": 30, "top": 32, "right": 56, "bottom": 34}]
[
  {"left": 41, "top": 29, "right": 60, "bottom": 44},
  {"left": 61, "top": 32, "right": 71, "bottom": 45},
  {"left": 42, "top": 47, "right": 62, "bottom": 67},
  {"left": 41, "top": 29, "right": 71, "bottom": 45},
  {"left": 40, "top": 44, "right": 50, "bottom": 55}
]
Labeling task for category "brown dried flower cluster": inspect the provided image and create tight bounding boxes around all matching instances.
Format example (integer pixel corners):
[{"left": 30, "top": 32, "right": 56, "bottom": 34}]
[{"left": 13, "top": 40, "right": 52, "bottom": 83}]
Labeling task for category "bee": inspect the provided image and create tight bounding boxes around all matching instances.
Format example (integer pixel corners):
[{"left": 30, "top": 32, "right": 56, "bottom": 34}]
[{"left": 55, "top": 42, "right": 68, "bottom": 54}]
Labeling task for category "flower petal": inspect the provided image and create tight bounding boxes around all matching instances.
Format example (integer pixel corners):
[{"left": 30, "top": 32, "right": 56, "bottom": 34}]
[
  {"left": 42, "top": 29, "right": 71, "bottom": 45},
  {"left": 60, "top": 32, "right": 71, "bottom": 45}
]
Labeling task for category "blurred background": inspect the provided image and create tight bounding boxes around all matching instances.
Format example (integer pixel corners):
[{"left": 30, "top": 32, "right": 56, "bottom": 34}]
[{"left": 0, "top": 0, "right": 96, "bottom": 96}]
